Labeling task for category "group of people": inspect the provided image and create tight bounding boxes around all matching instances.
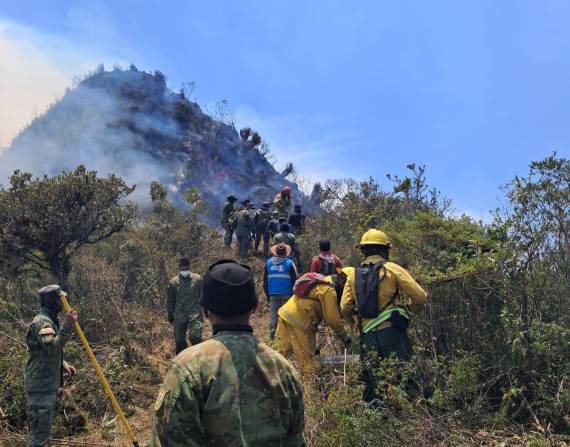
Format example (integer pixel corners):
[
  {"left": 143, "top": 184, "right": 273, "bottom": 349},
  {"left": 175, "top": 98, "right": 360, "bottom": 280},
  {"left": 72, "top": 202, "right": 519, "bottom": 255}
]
[
  {"left": 220, "top": 186, "right": 305, "bottom": 265},
  {"left": 23, "top": 199, "right": 428, "bottom": 446}
]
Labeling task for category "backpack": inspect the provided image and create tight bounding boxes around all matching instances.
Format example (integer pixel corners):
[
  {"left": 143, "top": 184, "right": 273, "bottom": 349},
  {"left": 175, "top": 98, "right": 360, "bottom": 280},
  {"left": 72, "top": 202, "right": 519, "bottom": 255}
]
[
  {"left": 355, "top": 262, "right": 388, "bottom": 319},
  {"left": 318, "top": 254, "right": 337, "bottom": 276},
  {"left": 293, "top": 273, "right": 332, "bottom": 298}
]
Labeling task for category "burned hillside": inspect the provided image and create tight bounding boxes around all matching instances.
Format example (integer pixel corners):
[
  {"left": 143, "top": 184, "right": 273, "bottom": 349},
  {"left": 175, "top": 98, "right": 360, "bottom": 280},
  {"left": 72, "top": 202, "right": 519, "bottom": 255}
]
[{"left": 0, "top": 66, "right": 301, "bottom": 222}]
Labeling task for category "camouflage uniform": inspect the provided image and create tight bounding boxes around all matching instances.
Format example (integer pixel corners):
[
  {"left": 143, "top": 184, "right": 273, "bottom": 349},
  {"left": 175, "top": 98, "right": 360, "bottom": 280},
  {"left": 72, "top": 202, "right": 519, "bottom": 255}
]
[
  {"left": 167, "top": 273, "right": 203, "bottom": 354},
  {"left": 25, "top": 308, "right": 73, "bottom": 447},
  {"left": 273, "top": 192, "right": 292, "bottom": 218},
  {"left": 273, "top": 232, "right": 302, "bottom": 270},
  {"left": 253, "top": 207, "right": 271, "bottom": 256},
  {"left": 235, "top": 209, "right": 254, "bottom": 258},
  {"left": 150, "top": 326, "right": 306, "bottom": 446},
  {"left": 220, "top": 201, "right": 236, "bottom": 248}
]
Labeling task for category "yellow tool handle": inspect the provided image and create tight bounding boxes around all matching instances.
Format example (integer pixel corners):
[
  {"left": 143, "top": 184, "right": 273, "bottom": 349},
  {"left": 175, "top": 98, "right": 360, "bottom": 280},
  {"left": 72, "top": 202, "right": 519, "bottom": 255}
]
[{"left": 61, "top": 294, "right": 139, "bottom": 447}]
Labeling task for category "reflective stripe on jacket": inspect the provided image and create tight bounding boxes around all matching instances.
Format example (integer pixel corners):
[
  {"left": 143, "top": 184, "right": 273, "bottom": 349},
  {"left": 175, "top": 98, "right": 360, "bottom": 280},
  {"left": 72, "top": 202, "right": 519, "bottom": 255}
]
[{"left": 266, "top": 257, "right": 297, "bottom": 296}]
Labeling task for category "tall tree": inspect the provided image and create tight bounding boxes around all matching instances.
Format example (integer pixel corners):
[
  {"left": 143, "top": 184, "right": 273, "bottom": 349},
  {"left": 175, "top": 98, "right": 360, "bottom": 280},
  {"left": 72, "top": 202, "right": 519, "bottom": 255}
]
[{"left": 0, "top": 166, "right": 136, "bottom": 287}]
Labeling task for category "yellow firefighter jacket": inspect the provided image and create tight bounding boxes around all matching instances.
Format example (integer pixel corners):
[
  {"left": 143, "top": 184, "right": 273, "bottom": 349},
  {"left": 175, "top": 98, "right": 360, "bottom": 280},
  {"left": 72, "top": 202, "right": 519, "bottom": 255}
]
[
  {"left": 340, "top": 255, "right": 427, "bottom": 331},
  {"left": 278, "top": 278, "right": 348, "bottom": 341}
]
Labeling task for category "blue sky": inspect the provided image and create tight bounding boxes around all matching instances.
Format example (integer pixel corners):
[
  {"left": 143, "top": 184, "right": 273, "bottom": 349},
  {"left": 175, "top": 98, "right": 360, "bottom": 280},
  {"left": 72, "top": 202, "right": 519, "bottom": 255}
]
[{"left": 1, "top": 1, "right": 569, "bottom": 218}]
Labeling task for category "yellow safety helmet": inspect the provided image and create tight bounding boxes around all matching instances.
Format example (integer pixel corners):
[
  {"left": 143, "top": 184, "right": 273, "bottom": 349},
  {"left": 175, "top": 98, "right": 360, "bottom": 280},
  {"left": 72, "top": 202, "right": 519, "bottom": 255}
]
[{"left": 356, "top": 229, "right": 392, "bottom": 248}]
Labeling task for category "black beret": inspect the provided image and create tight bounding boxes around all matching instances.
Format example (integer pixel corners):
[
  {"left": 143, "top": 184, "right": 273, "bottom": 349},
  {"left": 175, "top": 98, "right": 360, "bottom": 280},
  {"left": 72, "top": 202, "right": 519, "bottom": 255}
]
[
  {"left": 202, "top": 260, "right": 257, "bottom": 316},
  {"left": 38, "top": 285, "right": 63, "bottom": 305}
]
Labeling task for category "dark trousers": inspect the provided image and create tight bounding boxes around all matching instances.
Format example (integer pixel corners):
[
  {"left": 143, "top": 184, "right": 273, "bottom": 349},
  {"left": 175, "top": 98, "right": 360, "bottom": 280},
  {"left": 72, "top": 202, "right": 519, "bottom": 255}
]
[
  {"left": 174, "top": 315, "right": 203, "bottom": 354},
  {"left": 359, "top": 327, "right": 412, "bottom": 402}
]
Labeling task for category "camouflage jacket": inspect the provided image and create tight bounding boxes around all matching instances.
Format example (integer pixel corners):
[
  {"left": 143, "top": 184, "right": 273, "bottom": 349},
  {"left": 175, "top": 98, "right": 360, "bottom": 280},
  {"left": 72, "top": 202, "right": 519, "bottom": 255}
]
[
  {"left": 273, "top": 232, "right": 299, "bottom": 254},
  {"left": 273, "top": 193, "right": 292, "bottom": 215},
  {"left": 253, "top": 209, "right": 271, "bottom": 232},
  {"left": 220, "top": 202, "right": 235, "bottom": 229},
  {"left": 235, "top": 209, "right": 255, "bottom": 238},
  {"left": 25, "top": 308, "right": 73, "bottom": 393},
  {"left": 167, "top": 273, "right": 203, "bottom": 325},
  {"left": 150, "top": 326, "right": 306, "bottom": 447}
]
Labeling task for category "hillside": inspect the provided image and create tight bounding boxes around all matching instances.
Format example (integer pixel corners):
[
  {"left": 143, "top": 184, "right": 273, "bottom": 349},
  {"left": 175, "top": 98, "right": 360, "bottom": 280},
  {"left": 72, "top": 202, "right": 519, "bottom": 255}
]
[{"left": 0, "top": 66, "right": 301, "bottom": 222}]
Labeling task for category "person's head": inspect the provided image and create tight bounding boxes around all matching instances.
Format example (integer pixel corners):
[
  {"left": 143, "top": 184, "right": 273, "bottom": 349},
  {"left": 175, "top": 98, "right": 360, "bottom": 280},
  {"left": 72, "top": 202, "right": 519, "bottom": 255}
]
[
  {"left": 201, "top": 260, "right": 258, "bottom": 325},
  {"left": 357, "top": 229, "right": 391, "bottom": 260},
  {"left": 270, "top": 243, "right": 291, "bottom": 258},
  {"left": 331, "top": 267, "right": 354, "bottom": 302},
  {"left": 241, "top": 199, "right": 253, "bottom": 209},
  {"left": 294, "top": 204, "right": 302, "bottom": 213},
  {"left": 38, "top": 285, "right": 65, "bottom": 314},
  {"left": 271, "top": 211, "right": 280, "bottom": 219},
  {"left": 226, "top": 195, "right": 238, "bottom": 203},
  {"left": 279, "top": 223, "right": 290, "bottom": 233},
  {"left": 179, "top": 257, "right": 190, "bottom": 276},
  {"left": 262, "top": 202, "right": 270, "bottom": 209},
  {"left": 282, "top": 186, "right": 291, "bottom": 196},
  {"left": 319, "top": 239, "right": 331, "bottom": 252}
]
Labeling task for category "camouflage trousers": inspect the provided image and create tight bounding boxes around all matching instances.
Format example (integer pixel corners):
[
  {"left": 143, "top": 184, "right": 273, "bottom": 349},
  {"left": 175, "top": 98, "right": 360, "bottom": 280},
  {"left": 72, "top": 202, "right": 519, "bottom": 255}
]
[
  {"left": 254, "top": 231, "right": 270, "bottom": 256},
  {"left": 236, "top": 235, "right": 252, "bottom": 258},
  {"left": 223, "top": 227, "right": 234, "bottom": 248},
  {"left": 26, "top": 391, "right": 58, "bottom": 447},
  {"left": 174, "top": 314, "right": 203, "bottom": 354}
]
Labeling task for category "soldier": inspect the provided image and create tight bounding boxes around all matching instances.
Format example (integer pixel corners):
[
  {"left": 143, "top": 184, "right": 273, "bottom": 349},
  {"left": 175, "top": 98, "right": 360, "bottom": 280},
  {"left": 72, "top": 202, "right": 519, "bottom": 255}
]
[
  {"left": 150, "top": 259, "right": 306, "bottom": 446},
  {"left": 288, "top": 204, "right": 306, "bottom": 235},
  {"left": 167, "top": 257, "right": 203, "bottom": 354},
  {"left": 235, "top": 199, "right": 255, "bottom": 258},
  {"left": 276, "top": 269, "right": 353, "bottom": 373},
  {"left": 25, "top": 285, "right": 78, "bottom": 447},
  {"left": 273, "top": 185, "right": 292, "bottom": 218},
  {"left": 273, "top": 223, "right": 302, "bottom": 270},
  {"left": 220, "top": 195, "right": 238, "bottom": 248},
  {"left": 266, "top": 211, "right": 281, "bottom": 247},
  {"left": 341, "top": 229, "right": 428, "bottom": 402},
  {"left": 254, "top": 201, "right": 271, "bottom": 256}
]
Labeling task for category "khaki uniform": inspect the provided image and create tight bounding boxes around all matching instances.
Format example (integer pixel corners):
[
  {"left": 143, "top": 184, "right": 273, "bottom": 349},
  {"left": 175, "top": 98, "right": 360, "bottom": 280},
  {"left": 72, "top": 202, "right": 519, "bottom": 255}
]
[
  {"left": 150, "top": 327, "right": 306, "bottom": 446},
  {"left": 276, "top": 279, "right": 349, "bottom": 374},
  {"left": 220, "top": 201, "right": 235, "bottom": 248},
  {"left": 273, "top": 192, "right": 292, "bottom": 217},
  {"left": 235, "top": 209, "right": 254, "bottom": 258},
  {"left": 25, "top": 308, "right": 73, "bottom": 447},
  {"left": 167, "top": 273, "right": 203, "bottom": 354},
  {"left": 254, "top": 208, "right": 271, "bottom": 256}
]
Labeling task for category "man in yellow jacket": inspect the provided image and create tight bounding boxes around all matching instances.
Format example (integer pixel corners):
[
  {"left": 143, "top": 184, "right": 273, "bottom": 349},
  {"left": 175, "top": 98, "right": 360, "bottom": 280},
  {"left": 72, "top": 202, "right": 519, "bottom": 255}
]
[
  {"left": 275, "top": 268, "right": 353, "bottom": 374},
  {"left": 341, "top": 229, "right": 427, "bottom": 402}
]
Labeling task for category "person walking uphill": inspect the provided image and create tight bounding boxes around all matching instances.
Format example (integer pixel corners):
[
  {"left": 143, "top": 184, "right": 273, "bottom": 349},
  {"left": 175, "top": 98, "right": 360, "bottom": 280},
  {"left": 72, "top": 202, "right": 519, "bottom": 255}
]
[
  {"left": 263, "top": 243, "right": 299, "bottom": 340},
  {"left": 288, "top": 204, "right": 306, "bottom": 235},
  {"left": 340, "top": 229, "right": 428, "bottom": 402},
  {"left": 310, "top": 239, "right": 342, "bottom": 275},
  {"left": 25, "top": 285, "right": 78, "bottom": 447},
  {"left": 167, "top": 257, "right": 203, "bottom": 354},
  {"left": 274, "top": 185, "right": 292, "bottom": 218},
  {"left": 235, "top": 199, "right": 255, "bottom": 258},
  {"left": 254, "top": 201, "right": 272, "bottom": 256},
  {"left": 220, "top": 195, "right": 238, "bottom": 249},
  {"left": 276, "top": 269, "right": 353, "bottom": 374},
  {"left": 150, "top": 260, "right": 306, "bottom": 447}
]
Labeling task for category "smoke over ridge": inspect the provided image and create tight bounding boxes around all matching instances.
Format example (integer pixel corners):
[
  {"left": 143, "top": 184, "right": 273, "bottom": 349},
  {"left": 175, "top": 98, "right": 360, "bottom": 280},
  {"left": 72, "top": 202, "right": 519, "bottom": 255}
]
[{"left": 0, "top": 67, "right": 301, "bottom": 220}]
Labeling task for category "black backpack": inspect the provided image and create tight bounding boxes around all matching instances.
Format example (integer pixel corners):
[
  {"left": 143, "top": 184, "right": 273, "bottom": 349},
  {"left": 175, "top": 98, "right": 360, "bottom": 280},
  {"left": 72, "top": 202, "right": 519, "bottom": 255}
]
[
  {"left": 355, "top": 262, "right": 386, "bottom": 319},
  {"left": 318, "top": 255, "right": 337, "bottom": 276}
]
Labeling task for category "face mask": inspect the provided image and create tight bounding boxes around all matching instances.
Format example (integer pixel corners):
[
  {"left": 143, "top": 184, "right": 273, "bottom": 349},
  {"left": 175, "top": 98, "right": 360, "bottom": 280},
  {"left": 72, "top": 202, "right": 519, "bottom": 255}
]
[{"left": 180, "top": 271, "right": 190, "bottom": 277}]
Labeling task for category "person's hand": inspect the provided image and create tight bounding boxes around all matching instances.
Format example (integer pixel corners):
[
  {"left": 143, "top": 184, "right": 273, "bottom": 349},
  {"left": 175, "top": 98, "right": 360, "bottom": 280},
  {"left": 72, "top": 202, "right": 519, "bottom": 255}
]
[
  {"left": 65, "top": 310, "right": 78, "bottom": 323},
  {"left": 63, "top": 362, "right": 77, "bottom": 377}
]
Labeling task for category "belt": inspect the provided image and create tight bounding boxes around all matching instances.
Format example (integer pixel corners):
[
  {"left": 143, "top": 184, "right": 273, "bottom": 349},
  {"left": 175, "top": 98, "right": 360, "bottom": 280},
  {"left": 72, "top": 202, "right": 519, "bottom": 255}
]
[{"left": 371, "top": 321, "right": 392, "bottom": 331}]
